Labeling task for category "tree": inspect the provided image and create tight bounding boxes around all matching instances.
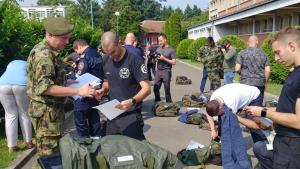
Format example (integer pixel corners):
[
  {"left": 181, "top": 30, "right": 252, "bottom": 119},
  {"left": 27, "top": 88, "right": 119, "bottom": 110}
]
[
  {"left": 160, "top": 5, "right": 173, "bottom": 20},
  {"left": 183, "top": 5, "right": 193, "bottom": 19},
  {"left": 164, "top": 11, "right": 182, "bottom": 48},
  {"left": 192, "top": 5, "right": 202, "bottom": 16}
]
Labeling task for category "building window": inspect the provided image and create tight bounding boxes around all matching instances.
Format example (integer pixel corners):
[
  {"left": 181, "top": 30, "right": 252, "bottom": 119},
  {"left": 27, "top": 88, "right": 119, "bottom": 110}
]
[
  {"left": 28, "top": 9, "right": 35, "bottom": 19},
  {"left": 267, "top": 18, "right": 273, "bottom": 32},
  {"left": 298, "top": 14, "right": 300, "bottom": 25},
  {"left": 275, "top": 16, "right": 283, "bottom": 31},
  {"left": 288, "top": 15, "right": 292, "bottom": 26},
  {"left": 255, "top": 21, "right": 261, "bottom": 33},
  {"left": 47, "top": 9, "right": 53, "bottom": 17}
]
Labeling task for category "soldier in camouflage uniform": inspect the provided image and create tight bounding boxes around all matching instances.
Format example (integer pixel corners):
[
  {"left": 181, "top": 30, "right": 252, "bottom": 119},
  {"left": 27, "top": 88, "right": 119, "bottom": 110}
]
[
  {"left": 197, "top": 37, "right": 224, "bottom": 91},
  {"left": 27, "top": 17, "right": 96, "bottom": 159}
]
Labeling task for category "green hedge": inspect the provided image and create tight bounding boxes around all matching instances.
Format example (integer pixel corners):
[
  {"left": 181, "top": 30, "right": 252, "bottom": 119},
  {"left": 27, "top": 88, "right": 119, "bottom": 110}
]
[
  {"left": 217, "top": 35, "right": 246, "bottom": 53},
  {"left": 260, "top": 34, "right": 288, "bottom": 84},
  {"left": 176, "top": 39, "right": 194, "bottom": 59},
  {"left": 187, "top": 37, "right": 207, "bottom": 61},
  {"left": 0, "top": 1, "right": 103, "bottom": 74}
]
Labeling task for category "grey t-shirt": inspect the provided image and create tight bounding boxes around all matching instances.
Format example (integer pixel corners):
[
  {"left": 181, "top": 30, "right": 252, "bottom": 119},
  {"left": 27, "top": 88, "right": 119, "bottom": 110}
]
[
  {"left": 156, "top": 46, "right": 176, "bottom": 70},
  {"left": 236, "top": 47, "right": 270, "bottom": 86}
]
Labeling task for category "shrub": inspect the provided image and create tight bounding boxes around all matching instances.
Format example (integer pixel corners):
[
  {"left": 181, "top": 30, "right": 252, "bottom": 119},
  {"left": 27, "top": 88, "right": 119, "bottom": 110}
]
[
  {"left": 176, "top": 39, "right": 194, "bottom": 59},
  {"left": 260, "top": 34, "right": 288, "bottom": 84},
  {"left": 217, "top": 35, "right": 246, "bottom": 53},
  {"left": 187, "top": 37, "right": 207, "bottom": 61}
]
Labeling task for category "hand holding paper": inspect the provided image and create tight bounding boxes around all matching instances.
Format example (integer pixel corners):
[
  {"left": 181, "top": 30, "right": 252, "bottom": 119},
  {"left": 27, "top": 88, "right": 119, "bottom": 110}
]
[{"left": 93, "top": 99, "right": 125, "bottom": 120}]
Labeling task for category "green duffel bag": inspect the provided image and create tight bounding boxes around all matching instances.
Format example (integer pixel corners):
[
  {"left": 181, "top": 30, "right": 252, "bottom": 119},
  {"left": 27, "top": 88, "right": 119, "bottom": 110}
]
[
  {"left": 60, "top": 134, "right": 108, "bottom": 169},
  {"left": 153, "top": 101, "right": 180, "bottom": 117},
  {"left": 177, "top": 139, "right": 221, "bottom": 167},
  {"left": 99, "top": 135, "right": 184, "bottom": 169},
  {"left": 177, "top": 147, "right": 209, "bottom": 167},
  {"left": 187, "top": 113, "right": 208, "bottom": 125},
  {"left": 175, "top": 76, "right": 192, "bottom": 85}
]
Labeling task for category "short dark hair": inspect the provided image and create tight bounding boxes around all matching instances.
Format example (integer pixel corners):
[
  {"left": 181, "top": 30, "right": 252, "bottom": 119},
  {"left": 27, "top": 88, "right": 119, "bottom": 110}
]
[
  {"left": 206, "top": 100, "right": 220, "bottom": 117},
  {"left": 223, "top": 40, "right": 231, "bottom": 47},
  {"left": 73, "top": 39, "right": 88, "bottom": 49},
  {"left": 207, "top": 36, "right": 215, "bottom": 48},
  {"left": 158, "top": 33, "right": 167, "bottom": 40}
]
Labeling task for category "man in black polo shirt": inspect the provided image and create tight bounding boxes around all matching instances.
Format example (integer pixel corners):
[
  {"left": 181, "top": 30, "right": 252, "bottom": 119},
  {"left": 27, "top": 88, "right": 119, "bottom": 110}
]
[
  {"left": 245, "top": 27, "right": 300, "bottom": 169},
  {"left": 96, "top": 31, "right": 150, "bottom": 140},
  {"left": 153, "top": 33, "right": 176, "bottom": 103}
]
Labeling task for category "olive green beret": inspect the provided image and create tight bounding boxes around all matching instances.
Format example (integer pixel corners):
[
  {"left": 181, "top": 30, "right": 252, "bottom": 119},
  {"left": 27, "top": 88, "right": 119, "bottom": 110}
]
[{"left": 44, "top": 17, "right": 74, "bottom": 36}]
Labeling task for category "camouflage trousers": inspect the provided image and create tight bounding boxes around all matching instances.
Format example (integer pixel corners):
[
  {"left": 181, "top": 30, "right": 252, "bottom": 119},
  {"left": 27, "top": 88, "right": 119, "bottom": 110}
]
[
  {"left": 207, "top": 71, "right": 221, "bottom": 90},
  {"left": 31, "top": 110, "right": 64, "bottom": 157}
]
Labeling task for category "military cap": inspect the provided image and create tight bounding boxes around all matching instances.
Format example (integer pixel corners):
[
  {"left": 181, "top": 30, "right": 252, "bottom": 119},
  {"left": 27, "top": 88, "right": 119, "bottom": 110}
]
[{"left": 44, "top": 17, "right": 74, "bottom": 36}]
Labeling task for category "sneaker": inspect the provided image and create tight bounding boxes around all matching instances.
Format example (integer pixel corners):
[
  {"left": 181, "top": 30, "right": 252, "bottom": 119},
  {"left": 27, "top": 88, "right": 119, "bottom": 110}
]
[
  {"left": 26, "top": 141, "right": 33, "bottom": 149},
  {"left": 8, "top": 146, "right": 16, "bottom": 153}
]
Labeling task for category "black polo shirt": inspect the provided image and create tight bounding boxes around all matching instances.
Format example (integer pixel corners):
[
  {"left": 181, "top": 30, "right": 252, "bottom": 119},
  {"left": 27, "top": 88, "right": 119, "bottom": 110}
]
[
  {"left": 103, "top": 49, "right": 148, "bottom": 112},
  {"left": 276, "top": 66, "right": 300, "bottom": 137}
]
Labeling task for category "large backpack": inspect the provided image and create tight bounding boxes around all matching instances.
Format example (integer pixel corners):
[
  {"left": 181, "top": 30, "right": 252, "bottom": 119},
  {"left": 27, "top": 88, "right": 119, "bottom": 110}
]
[
  {"left": 99, "top": 135, "right": 183, "bottom": 169},
  {"left": 175, "top": 76, "right": 192, "bottom": 85},
  {"left": 60, "top": 134, "right": 183, "bottom": 169},
  {"left": 153, "top": 102, "right": 180, "bottom": 117},
  {"left": 177, "top": 139, "right": 221, "bottom": 167},
  {"left": 182, "top": 93, "right": 210, "bottom": 108}
]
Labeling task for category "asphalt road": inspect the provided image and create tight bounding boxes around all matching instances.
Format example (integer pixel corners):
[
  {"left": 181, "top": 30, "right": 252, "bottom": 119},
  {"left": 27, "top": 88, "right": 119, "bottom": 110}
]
[{"left": 21, "top": 60, "right": 277, "bottom": 169}]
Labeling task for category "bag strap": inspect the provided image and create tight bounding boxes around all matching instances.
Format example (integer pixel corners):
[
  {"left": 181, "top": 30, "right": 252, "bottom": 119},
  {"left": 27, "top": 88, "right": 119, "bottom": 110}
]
[
  {"left": 144, "top": 153, "right": 155, "bottom": 169},
  {"left": 96, "top": 155, "right": 109, "bottom": 169}
]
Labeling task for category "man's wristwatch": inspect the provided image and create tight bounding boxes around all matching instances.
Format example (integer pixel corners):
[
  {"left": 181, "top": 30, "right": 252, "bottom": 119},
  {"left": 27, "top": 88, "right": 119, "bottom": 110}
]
[
  {"left": 261, "top": 108, "right": 268, "bottom": 117},
  {"left": 131, "top": 98, "right": 137, "bottom": 104}
]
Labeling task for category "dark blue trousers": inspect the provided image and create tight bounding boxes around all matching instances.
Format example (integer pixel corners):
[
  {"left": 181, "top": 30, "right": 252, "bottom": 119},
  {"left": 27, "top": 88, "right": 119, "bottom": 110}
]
[
  {"left": 200, "top": 66, "right": 207, "bottom": 92},
  {"left": 73, "top": 105, "right": 101, "bottom": 138}
]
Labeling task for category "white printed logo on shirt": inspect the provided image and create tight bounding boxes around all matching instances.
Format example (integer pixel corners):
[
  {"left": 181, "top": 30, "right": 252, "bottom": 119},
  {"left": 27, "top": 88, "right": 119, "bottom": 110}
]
[
  {"left": 119, "top": 68, "right": 130, "bottom": 79},
  {"left": 141, "top": 64, "right": 148, "bottom": 74}
]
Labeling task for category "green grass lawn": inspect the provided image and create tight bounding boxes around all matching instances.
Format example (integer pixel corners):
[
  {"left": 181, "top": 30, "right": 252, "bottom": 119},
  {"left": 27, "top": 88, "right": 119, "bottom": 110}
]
[
  {"left": 178, "top": 58, "right": 282, "bottom": 97},
  {"left": 0, "top": 122, "right": 28, "bottom": 168}
]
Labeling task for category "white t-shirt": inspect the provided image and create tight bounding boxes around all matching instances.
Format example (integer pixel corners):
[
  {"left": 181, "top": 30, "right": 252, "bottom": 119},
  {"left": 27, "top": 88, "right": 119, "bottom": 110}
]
[{"left": 210, "top": 83, "right": 260, "bottom": 114}]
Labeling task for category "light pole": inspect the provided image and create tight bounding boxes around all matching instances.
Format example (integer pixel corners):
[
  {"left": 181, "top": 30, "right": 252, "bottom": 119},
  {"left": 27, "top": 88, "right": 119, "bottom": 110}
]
[
  {"left": 115, "top": 11, "right": 120, "bottom": 36},
  {"left": 90, "top": 0, "right": 94, "bottom": 29}
]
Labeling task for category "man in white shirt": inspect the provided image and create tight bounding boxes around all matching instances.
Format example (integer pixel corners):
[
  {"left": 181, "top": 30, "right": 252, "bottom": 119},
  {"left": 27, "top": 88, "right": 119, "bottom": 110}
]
[{"left": 206, "top": 83, "right": 266, "bottom": 142}]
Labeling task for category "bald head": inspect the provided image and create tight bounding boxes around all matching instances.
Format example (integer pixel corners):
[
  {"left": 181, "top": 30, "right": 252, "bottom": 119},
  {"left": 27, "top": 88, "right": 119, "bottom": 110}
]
[
  {"left": 248, "top": 35, "right": 258, "bottom": 47},
  {"left": 101, "top": 31, "right": 118, "bottom": 49},
  {"left": 125, "top": 32, "right": 136, "bottom": 45}
]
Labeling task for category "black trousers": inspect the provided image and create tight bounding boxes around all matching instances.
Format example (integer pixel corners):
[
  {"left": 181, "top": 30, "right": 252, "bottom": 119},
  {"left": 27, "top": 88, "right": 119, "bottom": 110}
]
[
  {"left": 154, "top": 69, "right": 172, "bottom": 102},
  {"left": 253, "top": 141, "right": 273, "bottom": 169},
  {"left": 105, "top": 109, "right": 145, "bottom": 141},
  {"left": 273, "top": 135, "right": 300, "bottom": 169}
]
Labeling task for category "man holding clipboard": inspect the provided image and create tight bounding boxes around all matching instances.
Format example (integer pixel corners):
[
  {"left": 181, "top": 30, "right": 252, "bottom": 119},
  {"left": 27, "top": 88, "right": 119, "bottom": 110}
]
[{"left": 96, "top": 32, "right": 150, "bottom": 140}]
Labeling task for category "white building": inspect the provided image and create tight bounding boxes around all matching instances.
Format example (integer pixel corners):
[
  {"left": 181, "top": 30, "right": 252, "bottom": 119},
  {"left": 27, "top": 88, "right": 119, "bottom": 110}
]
[
  {"left": 188, "top": 0, "right": 300, "bottom": 45},
  {"left": 21, "top": 5, "right": 68, "bottom": 20}
]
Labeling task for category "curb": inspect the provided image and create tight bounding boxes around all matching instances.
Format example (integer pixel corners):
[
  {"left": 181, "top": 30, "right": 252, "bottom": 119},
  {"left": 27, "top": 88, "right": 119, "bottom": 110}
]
[
  {"left": 177, "top": 59, "right": 279, "bottom": 100},
  {"left": 6, "top": 147, "right": 36, "bottom": 169}
]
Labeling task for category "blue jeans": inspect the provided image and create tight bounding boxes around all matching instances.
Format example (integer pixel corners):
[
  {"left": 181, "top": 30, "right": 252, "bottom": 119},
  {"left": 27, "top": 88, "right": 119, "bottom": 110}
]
[
  {"left": 224, "top": 71, "right": 234, "bottom": 85},
  {"left": 200, "top": 66, "right": 207, "bottom": 92}
]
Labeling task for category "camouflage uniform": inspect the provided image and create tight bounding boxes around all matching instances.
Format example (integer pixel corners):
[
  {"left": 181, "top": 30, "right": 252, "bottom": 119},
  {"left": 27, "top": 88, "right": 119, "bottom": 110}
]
[
  {"left": 27, "top": 38, "right": 67, "bottom": 156},
  {"left": 197, "top": 46, "right": 224, "bottom": 90}
]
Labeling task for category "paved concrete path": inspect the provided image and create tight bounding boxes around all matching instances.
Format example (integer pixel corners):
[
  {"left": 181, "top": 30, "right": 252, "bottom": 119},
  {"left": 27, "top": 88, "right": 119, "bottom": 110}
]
[{"left": 21, "top": 60, "right": 277, "bottom": 169}]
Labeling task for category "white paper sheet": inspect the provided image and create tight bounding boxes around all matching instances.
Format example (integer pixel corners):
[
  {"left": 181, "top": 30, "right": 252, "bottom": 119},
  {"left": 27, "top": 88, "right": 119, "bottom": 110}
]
[
  {"left": 93, "top": 99, "right": 125, "bottom": 120},
  {"left": 69, "top": 73, "right": 101, "bottom": 100},
  {"left": 186, "top": 140, "right": 205, "bottom": 150}
]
